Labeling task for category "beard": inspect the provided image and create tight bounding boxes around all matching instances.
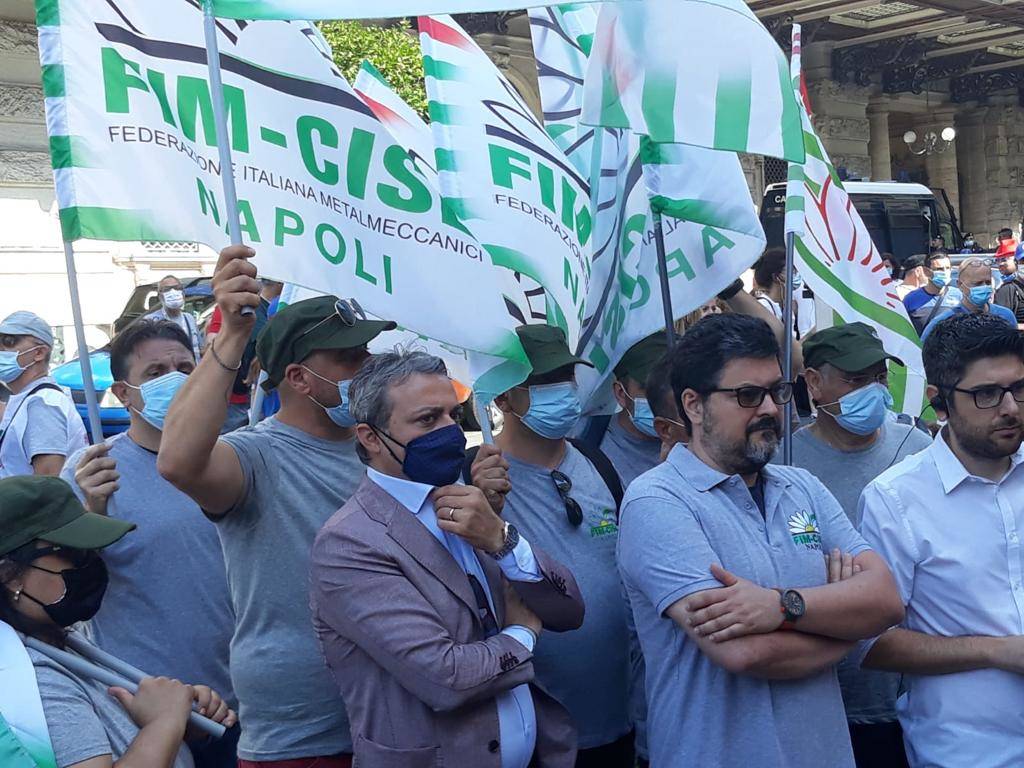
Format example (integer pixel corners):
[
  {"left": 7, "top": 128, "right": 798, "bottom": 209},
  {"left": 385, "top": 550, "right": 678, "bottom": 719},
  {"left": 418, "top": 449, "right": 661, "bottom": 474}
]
[
  {"left": 702, "top": 411, "right": 782, "bottom": 476},
  {"left": 949, "top": 411, "right": 1024, "bottom": 461}
]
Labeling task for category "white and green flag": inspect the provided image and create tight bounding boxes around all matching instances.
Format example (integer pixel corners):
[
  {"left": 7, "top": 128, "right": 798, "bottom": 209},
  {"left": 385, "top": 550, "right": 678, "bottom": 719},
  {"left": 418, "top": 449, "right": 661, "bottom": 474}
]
[
  {"left": 784, "top": 25, "right": 925, "bottom": 414},
  {"left": 353, "top": 61, "right": 435, "bottom": 175},
  {"left": 0, "top": 623, "right": 57, "bottom": 768},
  {"left": 211, "top": 0, "right": 607, "bottom": 20},
  {"left": 580, "top": 0, "right": 805, "bottom": 163},
  {"left": 530, "top": 3, "right": 766, "bottom": 407},
  {"left": 420, "top": 13, "right": 593, "bottom": 348},
  {"left": 37, "top": 0, "right": 534, "bottom": 399}
]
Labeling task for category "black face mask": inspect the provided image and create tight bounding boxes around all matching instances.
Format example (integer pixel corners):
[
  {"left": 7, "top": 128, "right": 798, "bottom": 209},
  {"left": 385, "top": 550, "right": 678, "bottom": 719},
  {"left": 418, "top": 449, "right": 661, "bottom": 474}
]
[{"left": 22, "top": 552, "right": 109, "bottom": 627}]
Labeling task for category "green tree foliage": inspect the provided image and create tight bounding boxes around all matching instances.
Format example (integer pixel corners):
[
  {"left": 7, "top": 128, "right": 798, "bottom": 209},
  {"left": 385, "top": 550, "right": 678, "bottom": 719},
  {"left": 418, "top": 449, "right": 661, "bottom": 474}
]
[{"left": 318, "top": 20, "right": 429, "bottom": 120}]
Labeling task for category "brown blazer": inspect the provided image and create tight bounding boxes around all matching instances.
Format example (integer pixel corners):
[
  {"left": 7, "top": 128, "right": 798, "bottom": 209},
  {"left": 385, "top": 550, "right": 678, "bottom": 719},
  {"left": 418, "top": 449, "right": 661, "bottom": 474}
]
[{"left": 310, "top": 476, "right": 586, "bottom": 768}]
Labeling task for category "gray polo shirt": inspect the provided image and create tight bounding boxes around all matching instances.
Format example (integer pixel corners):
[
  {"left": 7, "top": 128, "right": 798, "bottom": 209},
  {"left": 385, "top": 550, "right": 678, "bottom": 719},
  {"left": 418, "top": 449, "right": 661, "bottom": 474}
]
[
  {"left": 617, "top": 445, "right": 868, "bottom": 768},
  {"left": 600, "top": 415, "right": 662, "bottom": 490}
]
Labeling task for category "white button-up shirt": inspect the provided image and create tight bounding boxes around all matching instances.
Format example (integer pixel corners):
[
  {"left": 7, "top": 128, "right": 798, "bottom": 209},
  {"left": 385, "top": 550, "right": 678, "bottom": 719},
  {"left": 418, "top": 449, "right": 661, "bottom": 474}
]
[
  {"left": 859, "top": 431, "right": 1024, "bottom": 768},
  {"left": 366, "top": 468, "right": 541, "bottom": 768}
]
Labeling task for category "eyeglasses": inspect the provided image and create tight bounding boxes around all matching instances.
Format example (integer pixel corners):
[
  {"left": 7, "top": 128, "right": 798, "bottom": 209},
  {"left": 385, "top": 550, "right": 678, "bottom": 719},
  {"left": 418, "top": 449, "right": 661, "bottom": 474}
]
[
  {"left": 704, "top": 381, "right": 794, "bottom": 408},
  {"left": 9, "top": 544, "right": 92, "bottom": 568},
  {"left": 297, "top": 298, "right": 360, "bottom": 341},
  {"left": 950, "top": 381, "right": 1024, "bottom": 409},
  {"left": 838, "top": 372, "right": 888, "bottom": 389},
  {"left": 550, "top": 470, "right": 584, "bottom": 527}
]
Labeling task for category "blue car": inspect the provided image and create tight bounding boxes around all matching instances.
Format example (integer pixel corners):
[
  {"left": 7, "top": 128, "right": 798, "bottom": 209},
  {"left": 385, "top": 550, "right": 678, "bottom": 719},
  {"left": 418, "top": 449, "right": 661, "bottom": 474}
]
[{"left": 51, "top": 279, "right": 215, "bottom": 441}]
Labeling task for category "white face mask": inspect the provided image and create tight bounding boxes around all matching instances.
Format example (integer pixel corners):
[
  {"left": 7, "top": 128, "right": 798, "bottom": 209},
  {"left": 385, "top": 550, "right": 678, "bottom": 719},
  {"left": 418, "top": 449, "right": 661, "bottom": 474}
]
[{"left": 162, "top": 289, "right": 184, "bottom": 310}]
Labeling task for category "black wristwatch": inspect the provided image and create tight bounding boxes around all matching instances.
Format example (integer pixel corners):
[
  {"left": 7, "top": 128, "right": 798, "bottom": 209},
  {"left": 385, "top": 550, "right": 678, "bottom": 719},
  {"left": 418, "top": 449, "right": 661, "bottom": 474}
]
[
  {"left": 488, "top": 521, "right": 520, "bottom": 560},
  {"left": 777, "top": 588, "right": 806, "bottom": 629},
  {"left": 717, "top": 278, "right": 745, "bottom": 301}
]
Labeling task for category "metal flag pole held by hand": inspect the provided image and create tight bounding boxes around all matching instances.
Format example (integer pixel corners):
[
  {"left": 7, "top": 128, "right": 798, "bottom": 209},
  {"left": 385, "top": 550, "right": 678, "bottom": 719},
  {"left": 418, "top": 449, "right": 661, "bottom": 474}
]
[
  {"left": 653, "top": 211, "right": 676, "bottom": 349},
  {"left": 203, "top": 0, "right": 254, "bottom": 318},
  {"left": 23, "top": 633, "right": 227, "bottom": 739},
  {"left": 62, "top": 242, "right": 104, "bottom": 444},
  {"left": 782, "top": 231, "right": 796, "bottom": 466}
]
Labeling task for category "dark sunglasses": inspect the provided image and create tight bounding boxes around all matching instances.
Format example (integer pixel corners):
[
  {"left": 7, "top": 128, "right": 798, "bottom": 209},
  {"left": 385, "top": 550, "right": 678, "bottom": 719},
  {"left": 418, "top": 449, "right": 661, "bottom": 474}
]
[
  {"left": 551, "top": 470, "right": 584, "bottom": 527},
  {"left": 297, "top": 298, "right": 361, "bottom": 341},
  {"left": 705, "top": 381, "right": 794, "bottom": 408},
  {"left": 9, "top": 544, "right": 93, "bottom": 569}
]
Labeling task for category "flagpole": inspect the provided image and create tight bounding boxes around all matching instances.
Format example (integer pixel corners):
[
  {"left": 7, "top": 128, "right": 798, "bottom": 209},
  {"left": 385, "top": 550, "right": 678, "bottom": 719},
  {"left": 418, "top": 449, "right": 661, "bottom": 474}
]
[
  {"left": 782, "top": 231, "right": 796, "bottom": 466},
  {"left": 203, "top": 0, "right": 253, "bottom": 317},
  {"left": 62, "top": 241, "right": 103, "bottom": 444},
  {"left": 653, "top": 211, "right": 675, "bottom": 347}
]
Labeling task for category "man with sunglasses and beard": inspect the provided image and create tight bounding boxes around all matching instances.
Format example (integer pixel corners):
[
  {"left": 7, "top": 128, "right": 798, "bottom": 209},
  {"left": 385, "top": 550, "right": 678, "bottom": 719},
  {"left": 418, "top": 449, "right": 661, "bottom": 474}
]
[
  {"left": 158, "top": 246, "right": 397, "bottom": 768},
  {"left": 859, "top": 313, "right": 1024, "bottom": 768},
  {"left": 488, "top": 324, "right": 635, "bottom": 768},
  {"left": 616, "top": 313, "right": 904, "bottom": 768}
]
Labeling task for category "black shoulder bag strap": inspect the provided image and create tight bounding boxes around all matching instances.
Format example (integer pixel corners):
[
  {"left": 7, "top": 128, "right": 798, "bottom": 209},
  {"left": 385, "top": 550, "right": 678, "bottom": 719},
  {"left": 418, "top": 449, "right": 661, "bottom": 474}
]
[
  {"left": 922, "top": 284, "right": 950, "bottom": 330},
  {"left": 0, "top": 382, "right": 63, "bottom": 453},
  {"left": 462, "top": 439, "right": 625, "bottom": 517},
  {"left": 567, "top": 438, "right": 624, "bottom": 516}
]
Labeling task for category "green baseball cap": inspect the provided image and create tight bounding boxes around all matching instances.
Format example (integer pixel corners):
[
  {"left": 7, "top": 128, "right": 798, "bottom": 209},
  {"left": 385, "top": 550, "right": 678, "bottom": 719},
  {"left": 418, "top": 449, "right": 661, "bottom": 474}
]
[
  {"left": 802, "top": 322, "right": 904, "bottom": 372},
  {"left": 515, "top": 324, "right": 593, "bottom": 378},
  {"left": 257, "top": 296, "right": 396, "bottom": 391},
  {"left": 0, "top": 476, "right": 135, "bottom": 558},
  {"left": 614, "top": 333, "right": 668, "bottom": 386}
]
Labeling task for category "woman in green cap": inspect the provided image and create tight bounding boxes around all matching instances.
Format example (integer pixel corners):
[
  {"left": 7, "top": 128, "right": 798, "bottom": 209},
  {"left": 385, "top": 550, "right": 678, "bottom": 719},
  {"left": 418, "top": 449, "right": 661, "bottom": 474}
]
[{"left": 0, "top": 475, "right": 236, "bottom": 768}]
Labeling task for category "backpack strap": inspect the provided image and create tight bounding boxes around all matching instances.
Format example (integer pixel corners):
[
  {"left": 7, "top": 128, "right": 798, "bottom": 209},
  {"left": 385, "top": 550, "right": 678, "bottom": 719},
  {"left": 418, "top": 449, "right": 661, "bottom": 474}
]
[
  {"left": 576, "top": 414, "right": 613, "bottom": 451},
  {"left": 0, "top": 382, "right": 63, "bottom": 453},
  {"left": 567, "top": 437, "right": 624, "bottom": 515},
  {"left": 462, "top": 439, "right": 625, "bottom": 516},
  {"left": 922, "top": 285, "right": 950, "bottom": 330}
]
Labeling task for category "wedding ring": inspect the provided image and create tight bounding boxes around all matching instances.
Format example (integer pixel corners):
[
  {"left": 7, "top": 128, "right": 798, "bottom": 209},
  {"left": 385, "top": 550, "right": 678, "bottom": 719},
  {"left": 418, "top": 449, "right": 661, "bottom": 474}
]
[{"left": 448, "top": 507, "right": 456, "bottom": 521}]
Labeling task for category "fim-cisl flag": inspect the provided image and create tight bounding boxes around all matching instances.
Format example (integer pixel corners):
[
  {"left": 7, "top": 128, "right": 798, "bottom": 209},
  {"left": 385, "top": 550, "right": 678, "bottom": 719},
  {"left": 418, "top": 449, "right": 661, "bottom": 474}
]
[
  {"left": 36, "top": 0, "right": 532, "bottom": 400},
  {"left": 210, "top": 0, "right": 608, "bottom": 20},
  {"left": 529, "top": 3, "right": 766, "bottom": 408},
  {"left": 784, "top": 25, "right": 925, "bottom": 415},
  {"left": 0, "top": 622, "right": 57, "bottom": 768},
  {"left": 581, "top": 0, "right": 805, "bottom": 163},
  {"left": 420, "top": 13, "right": 593, "bottom": 349}
]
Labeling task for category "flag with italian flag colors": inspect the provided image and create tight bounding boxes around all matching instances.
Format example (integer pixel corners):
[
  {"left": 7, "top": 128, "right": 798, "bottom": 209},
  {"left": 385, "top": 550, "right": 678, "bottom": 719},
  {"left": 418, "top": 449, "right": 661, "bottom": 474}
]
[
  {"left": 419, "top": 13, "right": 593, "bottom": 352},
  {"left": 784, "top": 24, "right": 926, "bottom": 415},
  {"left": 529, "top": 3, "right": 766, "bottom": 410},
  {"left": 353, "top": 60, "right": 435, "bottom": 174},
  {"left": 580, "top": 0, "right": 805, "bottom": 163},
  {"left": 209, "top": 0, "right": 605, "bottom": 20}
]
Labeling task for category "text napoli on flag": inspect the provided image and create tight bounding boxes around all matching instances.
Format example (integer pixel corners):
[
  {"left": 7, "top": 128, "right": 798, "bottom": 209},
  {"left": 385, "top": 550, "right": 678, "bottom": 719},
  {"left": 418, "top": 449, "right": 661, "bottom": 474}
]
[
  {"left": 419, "top": 13, "right": 593, "bottom": 349},
  {"left": 580, "top": 0, "right": 805, "bottom": 163},
  {"left": 784, "top": 24, "right": 925, "bottom": 414},
  {"left": 36, "top": 0, "right": 532, "bottom": 399},
  {"left": 210, "top": 0, "right": 608, "bottom": 20},
  {"left": 530, "top": 3, "right": 766, "bottom": 409}
]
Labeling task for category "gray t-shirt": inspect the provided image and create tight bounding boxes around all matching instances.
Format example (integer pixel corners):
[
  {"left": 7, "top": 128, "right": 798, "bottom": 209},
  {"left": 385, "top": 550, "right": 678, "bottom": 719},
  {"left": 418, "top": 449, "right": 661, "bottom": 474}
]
[
  {"left": 61, "top": 433, "right": 235, "bottom": 706},
  {"left": 29, "top": 645, "right": 194, "bottom": 768},
  {"left": 218, "top": 417, "right": 365, "bottom": 761},
  {"left": 600, "top": 415, "right": 662, "bottom": 490},
  {"left": 618, "top": 445, "right": 868, "bottom": 768},
  {"left": 502, "top": 444, "right": 631, "bottom": 750},
  {"left": 788, "top": 419, "right": 932, "bottom": 724}
]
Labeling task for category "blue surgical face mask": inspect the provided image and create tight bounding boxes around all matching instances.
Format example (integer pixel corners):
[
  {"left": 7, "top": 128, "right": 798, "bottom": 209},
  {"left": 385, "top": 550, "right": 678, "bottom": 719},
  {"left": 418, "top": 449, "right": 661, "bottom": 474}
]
[
  {"left": 519, "top": 382, "right": 582, "bottom": 440},
  {"left": 968, "top": 284, "right": 993, "bottom": 306},
  {"left": 375, "top": 423, "right": 467, "bottom": 487},
  {"left": 0, "top": 346, "right": 42, "bottom": 384},
  {"left": 823, "top": 382, "right": 893, "bottom": 436},
  {"left": 303, "top": 366, "right": 356, "bottom": 427},
  {"left": 624, "top": 391, "right": 658, "bottom": 438},
  {"left": 125, "top": 371, "right": 188, "bottom": 431},
  {"left": 931, "top": 270, "right": 950, "bottom": 288}
]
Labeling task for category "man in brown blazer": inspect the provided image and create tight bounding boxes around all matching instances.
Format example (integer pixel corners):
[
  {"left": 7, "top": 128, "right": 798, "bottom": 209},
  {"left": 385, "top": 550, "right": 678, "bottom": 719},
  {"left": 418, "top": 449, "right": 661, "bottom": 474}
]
[{"left": 310, "top": 349, "right": 585, "bottom": 768}]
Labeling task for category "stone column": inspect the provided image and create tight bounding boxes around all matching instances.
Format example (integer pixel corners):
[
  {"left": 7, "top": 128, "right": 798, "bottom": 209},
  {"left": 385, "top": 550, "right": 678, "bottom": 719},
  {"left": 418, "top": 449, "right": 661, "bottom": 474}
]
[
  {"left": 867, "top": 105, "right": 892, "bottom": 182},
  {"left": 956, "top": 108, "right": 989, "bottom": 240}
]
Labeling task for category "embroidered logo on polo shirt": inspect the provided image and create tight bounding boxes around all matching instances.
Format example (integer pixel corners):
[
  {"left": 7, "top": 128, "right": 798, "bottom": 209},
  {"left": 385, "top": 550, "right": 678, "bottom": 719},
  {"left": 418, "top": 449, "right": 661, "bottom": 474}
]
[
  {"left": 788, "top": 510, "right": 822, "bottom": 550},
  {"left": 590, "top": 510, "right": 619, "bottom": 538}
]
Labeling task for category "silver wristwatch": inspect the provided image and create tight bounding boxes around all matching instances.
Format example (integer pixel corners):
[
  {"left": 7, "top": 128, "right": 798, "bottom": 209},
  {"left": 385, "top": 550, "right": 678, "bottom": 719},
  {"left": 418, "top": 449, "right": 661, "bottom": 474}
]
[{"left": 488, "top": 521, "right": 520, "bottom": 560}]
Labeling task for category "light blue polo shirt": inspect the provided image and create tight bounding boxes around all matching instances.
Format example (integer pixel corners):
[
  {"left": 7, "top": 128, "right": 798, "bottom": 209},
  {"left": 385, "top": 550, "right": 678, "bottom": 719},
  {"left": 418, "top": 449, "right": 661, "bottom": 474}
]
[{"left": 617, "top": 444, "right": 869, "bottom": 768}]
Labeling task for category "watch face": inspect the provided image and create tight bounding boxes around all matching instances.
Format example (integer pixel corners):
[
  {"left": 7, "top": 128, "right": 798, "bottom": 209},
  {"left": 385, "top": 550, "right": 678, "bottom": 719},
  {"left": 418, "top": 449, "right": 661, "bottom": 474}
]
[{"left": 783, "top": 589, "right": 806, "bottom": 618}]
